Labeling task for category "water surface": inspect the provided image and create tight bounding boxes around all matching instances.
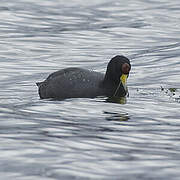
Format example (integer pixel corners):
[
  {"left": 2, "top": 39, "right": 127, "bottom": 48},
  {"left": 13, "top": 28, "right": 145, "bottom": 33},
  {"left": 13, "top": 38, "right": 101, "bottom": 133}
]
[{"left": 0, "top": 0, "right": 180, "bottom": 179}]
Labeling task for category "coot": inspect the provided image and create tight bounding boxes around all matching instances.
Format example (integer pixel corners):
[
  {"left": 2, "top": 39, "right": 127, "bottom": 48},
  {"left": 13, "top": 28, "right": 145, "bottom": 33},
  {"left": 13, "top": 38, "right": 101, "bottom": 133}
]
[{"left": 36, "top": 55, "right": 131, "bottom": 99}]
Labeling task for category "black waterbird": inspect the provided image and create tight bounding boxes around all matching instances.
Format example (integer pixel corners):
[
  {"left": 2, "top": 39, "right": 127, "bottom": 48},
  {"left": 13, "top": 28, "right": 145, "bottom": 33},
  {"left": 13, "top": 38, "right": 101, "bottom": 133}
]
[{"left": 36, "top": 55, "right": 131, "bottom": 99}]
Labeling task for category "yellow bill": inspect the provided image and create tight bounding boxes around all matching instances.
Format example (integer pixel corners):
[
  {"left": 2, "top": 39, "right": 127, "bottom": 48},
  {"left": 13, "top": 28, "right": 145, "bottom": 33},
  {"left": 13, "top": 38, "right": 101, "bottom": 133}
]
[
  {"left": 113, "top": 74, "right": 128, "bottom": 98},
  {"left": 120, "top": 74, "right": 128, "bottom": 90}
]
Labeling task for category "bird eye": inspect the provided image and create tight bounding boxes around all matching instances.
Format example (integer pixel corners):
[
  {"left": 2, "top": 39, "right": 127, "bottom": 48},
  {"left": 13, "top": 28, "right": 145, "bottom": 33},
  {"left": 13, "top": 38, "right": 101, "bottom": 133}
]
[{"left": 122, "top": 63, "right": 130, "bottom": 74}]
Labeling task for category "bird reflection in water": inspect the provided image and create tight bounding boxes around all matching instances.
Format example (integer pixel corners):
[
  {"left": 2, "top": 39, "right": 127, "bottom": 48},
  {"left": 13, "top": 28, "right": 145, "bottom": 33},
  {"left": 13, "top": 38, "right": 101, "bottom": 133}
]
[
  {"left": 106, "top": 96, "right": 127, "bottom": 104},
  {"left": 104, "top": 111, "right": 129, "bottom": 121}
]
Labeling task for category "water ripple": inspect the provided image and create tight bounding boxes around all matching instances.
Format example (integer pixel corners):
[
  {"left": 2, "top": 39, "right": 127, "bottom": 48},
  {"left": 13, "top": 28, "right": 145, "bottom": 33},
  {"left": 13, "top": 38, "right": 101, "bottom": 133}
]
[{"left": 0, "top": 0, "right": 180, "bottom": 179}]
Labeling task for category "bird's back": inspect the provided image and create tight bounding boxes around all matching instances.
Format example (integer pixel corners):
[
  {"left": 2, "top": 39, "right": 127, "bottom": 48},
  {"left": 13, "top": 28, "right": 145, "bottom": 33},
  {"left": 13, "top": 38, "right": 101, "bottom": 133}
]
[{"left": 37, "top": 68, "right": 105, "bottom": 99}]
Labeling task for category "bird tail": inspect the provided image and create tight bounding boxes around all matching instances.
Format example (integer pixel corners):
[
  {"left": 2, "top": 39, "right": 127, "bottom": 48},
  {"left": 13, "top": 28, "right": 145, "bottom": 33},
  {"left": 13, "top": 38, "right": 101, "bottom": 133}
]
[
  {"left": 36, "top": 81, "right": 47, "bottom": 99},
  {"left": 36, "top": 82, "right": 42, "bottom": 87}
]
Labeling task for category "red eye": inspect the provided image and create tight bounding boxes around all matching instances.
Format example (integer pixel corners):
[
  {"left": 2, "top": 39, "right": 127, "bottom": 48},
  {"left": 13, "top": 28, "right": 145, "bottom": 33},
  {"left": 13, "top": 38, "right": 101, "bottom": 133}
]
[{"left": 122, "top": 63, "right": 130, "bottom": 74}]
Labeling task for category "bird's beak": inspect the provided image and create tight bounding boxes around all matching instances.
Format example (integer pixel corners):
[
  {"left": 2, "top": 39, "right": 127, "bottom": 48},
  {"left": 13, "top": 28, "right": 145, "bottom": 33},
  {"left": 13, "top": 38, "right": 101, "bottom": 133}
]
[
  {"left": 120, "top": 74, "right": 128, "bottom": 92},
  {"left": 113, "top": 74, "right": 128, "bottom": 97}
]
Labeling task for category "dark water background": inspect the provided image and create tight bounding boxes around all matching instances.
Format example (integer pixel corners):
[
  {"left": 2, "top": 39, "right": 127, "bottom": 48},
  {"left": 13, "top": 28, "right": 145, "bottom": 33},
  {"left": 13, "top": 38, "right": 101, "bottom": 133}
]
[{"left": 0, "top": 0, "right": 180, "bottom": 179}]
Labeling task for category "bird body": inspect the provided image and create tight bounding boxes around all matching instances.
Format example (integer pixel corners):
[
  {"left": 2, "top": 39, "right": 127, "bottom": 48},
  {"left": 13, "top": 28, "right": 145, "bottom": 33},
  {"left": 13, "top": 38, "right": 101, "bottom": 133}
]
[
  {"left": 36, "top": 56, "right": 131, "bottom": 99},
  {"left": 37, "top": 68, "right": 106, "bottom": 99}
]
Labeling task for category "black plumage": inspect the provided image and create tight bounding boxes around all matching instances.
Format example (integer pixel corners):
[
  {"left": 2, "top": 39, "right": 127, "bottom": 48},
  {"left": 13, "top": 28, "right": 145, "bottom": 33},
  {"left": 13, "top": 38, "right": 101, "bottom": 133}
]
[{"left": 36, "top": 55, "right": 131, "bottom": 99}]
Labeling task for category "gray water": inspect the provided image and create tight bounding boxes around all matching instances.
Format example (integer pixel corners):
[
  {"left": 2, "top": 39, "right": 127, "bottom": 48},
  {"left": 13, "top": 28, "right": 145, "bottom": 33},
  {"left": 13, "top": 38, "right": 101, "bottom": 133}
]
[{"left": 1, "top": 0, "right": 180, "bottom": 179}]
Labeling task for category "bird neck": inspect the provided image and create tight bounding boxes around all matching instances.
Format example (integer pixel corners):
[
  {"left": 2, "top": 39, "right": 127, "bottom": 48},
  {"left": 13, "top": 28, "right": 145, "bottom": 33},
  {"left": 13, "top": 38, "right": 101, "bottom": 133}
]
[{"left": 102, "top": 76, "right": 117, "bottom": 89}]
